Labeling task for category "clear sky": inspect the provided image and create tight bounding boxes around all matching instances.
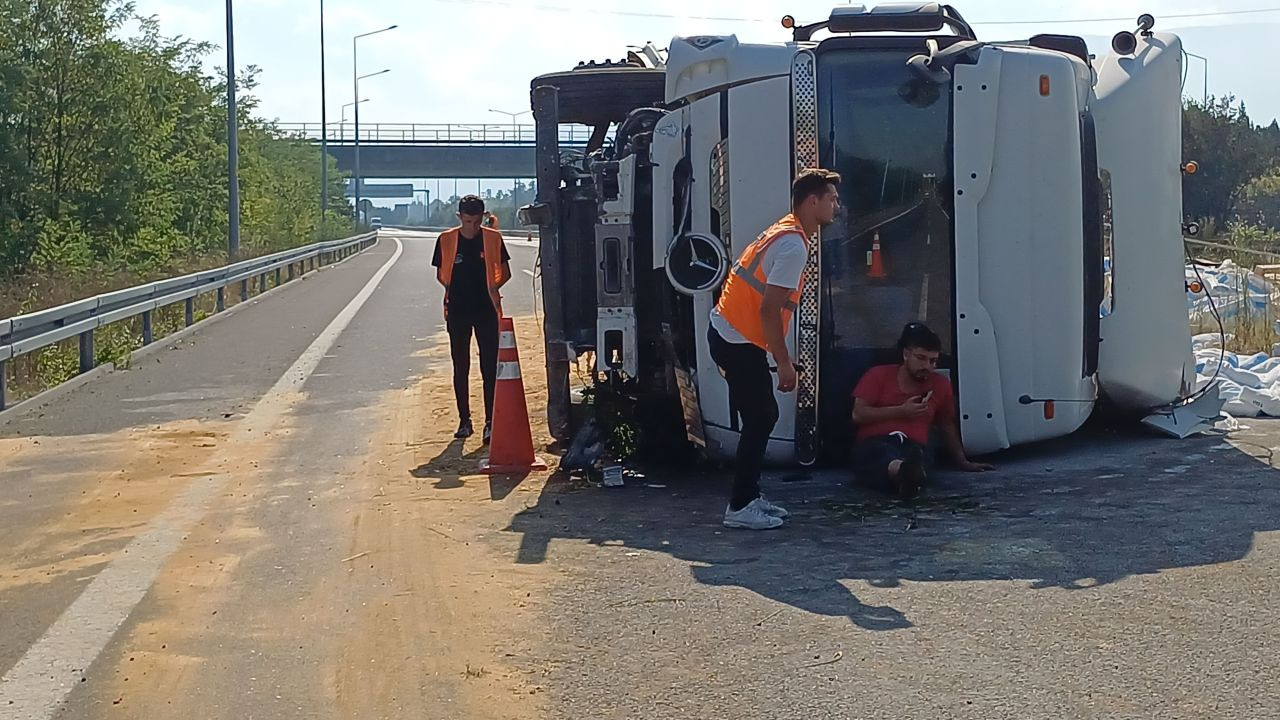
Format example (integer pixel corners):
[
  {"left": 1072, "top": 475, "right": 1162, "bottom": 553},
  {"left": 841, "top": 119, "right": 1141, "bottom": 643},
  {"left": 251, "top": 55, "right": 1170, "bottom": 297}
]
[{"left": 129, "top": 0, "right": 1280, "bottom": 202}]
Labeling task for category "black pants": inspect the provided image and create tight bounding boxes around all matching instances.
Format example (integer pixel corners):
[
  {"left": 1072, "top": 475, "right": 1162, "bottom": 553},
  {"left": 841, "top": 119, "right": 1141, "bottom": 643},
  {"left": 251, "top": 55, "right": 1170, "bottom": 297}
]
[
  {"left": 708, "top": 326, "right": 779, "bottom": 511},
  {"left": 852, "top": 434, "right": 925, "bottom": 494},
  {"left": 447, "top": 308, "right": 499, "bottom": 424}
]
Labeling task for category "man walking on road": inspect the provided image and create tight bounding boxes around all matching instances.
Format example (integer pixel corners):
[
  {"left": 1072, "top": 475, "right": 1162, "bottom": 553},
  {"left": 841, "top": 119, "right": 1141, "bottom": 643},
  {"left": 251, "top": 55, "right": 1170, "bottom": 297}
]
[
  {"left": 709, "top": 169, "right": 841, "bottom": 530},
  {"left": 433, "top": 195, "right": 512, "bottom": 443}
]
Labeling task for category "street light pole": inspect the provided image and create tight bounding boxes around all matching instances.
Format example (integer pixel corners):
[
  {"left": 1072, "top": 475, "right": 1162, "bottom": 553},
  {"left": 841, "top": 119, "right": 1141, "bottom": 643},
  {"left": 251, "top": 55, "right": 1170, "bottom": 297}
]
[
  {"left": 319, "top": 0, "right": 328, "bottom": 228},
  {"left": 226, "top": 0, "right": 240, "bottom": 261},
  {"left": 353, "top": 24, "right": 397, "bottom": 225},
  {"left": 1186, "top": 51, "right": 1209, "bottom": 107},
  {"left": 335, "top": 99, "right": 368, "bottom": 141},
  {"left": 489, "top": 108, "right": 530, "bottom": 227}
]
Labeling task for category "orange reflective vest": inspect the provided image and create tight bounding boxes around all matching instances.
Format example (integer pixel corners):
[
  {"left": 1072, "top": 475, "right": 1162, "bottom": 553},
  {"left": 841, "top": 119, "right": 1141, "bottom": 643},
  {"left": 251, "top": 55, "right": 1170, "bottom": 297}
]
[
  {"left": 714, "top": 213, "right": 809, "bottom": 349},
  {"left": 436, "top": 227, "right": 507, "bottom": 318},
  {"left": 484, "top": 213, "right": 499, "bottom": 230}
]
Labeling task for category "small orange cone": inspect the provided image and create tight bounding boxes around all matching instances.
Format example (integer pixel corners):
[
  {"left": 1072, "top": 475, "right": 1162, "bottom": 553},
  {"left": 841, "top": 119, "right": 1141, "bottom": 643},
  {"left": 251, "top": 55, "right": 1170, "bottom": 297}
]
[
  {"left": 867, "top": 231, "right": 886, "bottom": 279},
  {"left": 482, "top": 317, "right": 547, "bottom": 474}
]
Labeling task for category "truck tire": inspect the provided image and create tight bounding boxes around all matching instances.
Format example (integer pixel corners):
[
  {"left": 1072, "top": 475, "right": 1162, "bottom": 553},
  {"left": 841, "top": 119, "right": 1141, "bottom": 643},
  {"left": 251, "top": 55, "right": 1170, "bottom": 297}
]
[{"left": 530, "top": 68, "right": 666, "bottom": 126}]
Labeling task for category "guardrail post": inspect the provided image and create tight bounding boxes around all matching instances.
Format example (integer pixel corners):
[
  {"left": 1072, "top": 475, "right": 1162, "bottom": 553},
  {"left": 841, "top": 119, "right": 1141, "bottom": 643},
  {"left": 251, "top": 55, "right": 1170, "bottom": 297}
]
[
  {"left": 288, "top": 263, "right": 295, "bottom": 281},
  {"left": 79, "top": 330, "right": 94, "bottom": 374},
  {"left": 275, "top": 267, "right": 282, "bottom": 286},
  {"left": 217, "top": 287, "right": 226, "bottom": 312},
  {"left": 0, "top": 360, "right": 6, "bottom": 411},
  {"left": 240, "top": 279, "right": 249, "bottom": 302},
  {"left": 259, "top": 272, "right": 267, "bottom": 293},
  {"left": 142, "top": 310, "right": 153, "bottom": 345},
  {"left": 185, "top": 297, "right": 195, "bottom": 326}
]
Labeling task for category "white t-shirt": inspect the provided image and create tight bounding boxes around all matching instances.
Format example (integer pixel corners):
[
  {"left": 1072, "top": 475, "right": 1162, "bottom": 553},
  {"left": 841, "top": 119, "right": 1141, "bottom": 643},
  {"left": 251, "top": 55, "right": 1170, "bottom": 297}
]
[{"left": 710, "top": 231, "right": 808, "bottom": 344}]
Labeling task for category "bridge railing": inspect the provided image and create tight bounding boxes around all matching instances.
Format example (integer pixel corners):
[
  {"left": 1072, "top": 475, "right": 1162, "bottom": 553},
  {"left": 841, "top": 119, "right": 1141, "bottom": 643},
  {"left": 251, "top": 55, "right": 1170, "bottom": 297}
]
[
  {"left": 280, "top": 122, "right": 607, "bottom": 145},
  {"left": 0, "top": 231, "right": 379, "bottom": 411}
]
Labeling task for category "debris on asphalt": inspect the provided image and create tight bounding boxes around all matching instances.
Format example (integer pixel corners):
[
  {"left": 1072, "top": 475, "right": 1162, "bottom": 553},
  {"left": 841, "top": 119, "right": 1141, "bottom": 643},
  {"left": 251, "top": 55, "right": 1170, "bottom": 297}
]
[{"left": 800, "top": 651, "right": 844, "bottom": 669}]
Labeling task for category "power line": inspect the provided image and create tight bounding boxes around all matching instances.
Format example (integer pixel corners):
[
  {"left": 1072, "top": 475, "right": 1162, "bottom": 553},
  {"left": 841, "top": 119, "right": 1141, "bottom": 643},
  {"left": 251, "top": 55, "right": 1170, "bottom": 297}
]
[{"left": 439, "top": 0, "right": 1280, "bottom": 27}]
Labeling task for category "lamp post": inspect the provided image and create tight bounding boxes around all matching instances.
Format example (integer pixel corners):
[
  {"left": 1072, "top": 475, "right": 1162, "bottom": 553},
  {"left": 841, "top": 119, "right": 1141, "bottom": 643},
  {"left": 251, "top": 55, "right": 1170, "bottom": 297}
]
[
  {"left": 353, "top": 24, "right": 397, "bottom": 224},
  {"left": 335, "top": 98, "right": 369, "bottom": 141},
  {"left": 489, "top": 108, "right": 531, "bottom": 226},
  {"left": 319, "top": 0, "right": 328, "bottom": 225},
  {"left": 225, "top": 0, "right": 240, "bottom": 261},
  {"left": 1185, "top": 51, "right": 1209, "bottom": 107}
]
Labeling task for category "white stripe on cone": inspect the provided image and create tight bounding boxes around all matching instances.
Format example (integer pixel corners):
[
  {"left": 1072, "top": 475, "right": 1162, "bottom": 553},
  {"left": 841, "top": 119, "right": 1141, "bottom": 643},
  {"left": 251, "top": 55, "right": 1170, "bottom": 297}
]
[
  {"left": 497, "top": 361, "right": 521, "bottom": 380},
  {"left": 499, "top": 331, "right": 517, "bottom": 349}
]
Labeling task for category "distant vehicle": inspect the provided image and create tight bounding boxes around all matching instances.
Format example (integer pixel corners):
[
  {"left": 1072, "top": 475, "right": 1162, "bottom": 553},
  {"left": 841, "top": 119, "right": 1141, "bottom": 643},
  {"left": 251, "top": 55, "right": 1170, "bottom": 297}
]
[{"left": 370, "top": 217, "right": 383, "bottom": 230}]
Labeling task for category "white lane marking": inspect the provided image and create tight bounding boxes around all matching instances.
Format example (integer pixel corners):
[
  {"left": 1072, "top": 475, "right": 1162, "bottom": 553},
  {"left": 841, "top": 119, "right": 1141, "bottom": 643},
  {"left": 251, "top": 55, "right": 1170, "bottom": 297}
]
[{"left": 0, "top": 238, "right": 405, "bottom": 720}]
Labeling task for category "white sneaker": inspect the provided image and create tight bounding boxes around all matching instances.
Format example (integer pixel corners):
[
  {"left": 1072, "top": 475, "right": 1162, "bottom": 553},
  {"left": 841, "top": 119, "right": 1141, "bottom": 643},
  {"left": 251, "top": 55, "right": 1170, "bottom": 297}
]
[
  {"left": 723, "top": 499, "right": 785, "bottom": 530},
  {"left": 757, "top": 494, "right": 789, "bottom": 518}
]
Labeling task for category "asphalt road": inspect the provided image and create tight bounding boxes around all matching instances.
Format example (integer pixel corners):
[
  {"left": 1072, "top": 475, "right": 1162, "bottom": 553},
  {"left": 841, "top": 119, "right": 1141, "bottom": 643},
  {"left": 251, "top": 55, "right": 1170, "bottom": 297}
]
[{"left": 1, "top": 228, "right": 1279, "bottom": 719}]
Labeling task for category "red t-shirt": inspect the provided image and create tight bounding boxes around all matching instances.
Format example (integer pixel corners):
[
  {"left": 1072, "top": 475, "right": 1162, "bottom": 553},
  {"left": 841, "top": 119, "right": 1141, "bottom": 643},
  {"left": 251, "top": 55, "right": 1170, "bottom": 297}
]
[{"left": 852, "top": 364, "right": 955, "bottom": 445}]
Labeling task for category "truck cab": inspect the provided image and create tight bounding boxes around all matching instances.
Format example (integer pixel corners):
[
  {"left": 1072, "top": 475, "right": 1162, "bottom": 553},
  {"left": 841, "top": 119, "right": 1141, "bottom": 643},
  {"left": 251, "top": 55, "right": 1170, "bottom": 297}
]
[{"left": 524, "top": 4, "right": 1193, "bottom": 464}]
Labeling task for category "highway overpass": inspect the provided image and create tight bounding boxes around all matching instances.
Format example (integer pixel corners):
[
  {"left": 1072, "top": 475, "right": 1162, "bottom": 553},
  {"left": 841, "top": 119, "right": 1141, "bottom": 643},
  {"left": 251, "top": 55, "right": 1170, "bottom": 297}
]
[{"left": 285, "top": 122, "right": 601, "bottom": 179}]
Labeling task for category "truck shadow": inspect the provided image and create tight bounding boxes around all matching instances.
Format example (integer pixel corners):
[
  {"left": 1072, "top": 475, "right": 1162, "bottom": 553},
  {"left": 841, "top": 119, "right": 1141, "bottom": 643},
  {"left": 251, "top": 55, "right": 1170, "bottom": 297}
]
[{"left": 506, "top": 422, "right": 1280, "bottom": 631}]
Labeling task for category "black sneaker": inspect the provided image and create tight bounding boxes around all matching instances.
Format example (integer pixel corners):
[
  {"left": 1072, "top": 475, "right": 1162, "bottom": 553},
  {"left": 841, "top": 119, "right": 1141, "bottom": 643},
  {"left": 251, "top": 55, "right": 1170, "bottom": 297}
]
[
  {"left": 454, "top": 419, "right": 474, "bottom": 439},
  {"left": 896, "top": 446, "right": 927, "bottom": 501},
  {"left": 482, "top": 421, "right": 492, "bottom": 445}
]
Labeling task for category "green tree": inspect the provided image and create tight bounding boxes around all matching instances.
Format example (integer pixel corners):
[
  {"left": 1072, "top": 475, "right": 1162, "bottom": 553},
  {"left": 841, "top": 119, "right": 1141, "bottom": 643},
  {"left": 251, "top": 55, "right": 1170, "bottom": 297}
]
[
  {"left": 0, "top": 0, "right": 353, "bottom": 283},
  {"left": 1182, "top": 96, "right": 1280, "bottom": 225}
]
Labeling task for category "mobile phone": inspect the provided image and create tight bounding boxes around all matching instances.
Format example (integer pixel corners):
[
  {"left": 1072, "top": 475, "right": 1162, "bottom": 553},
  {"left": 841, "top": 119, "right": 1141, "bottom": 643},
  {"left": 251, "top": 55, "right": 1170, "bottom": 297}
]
[{"left": 922, "top": 390, "right": 934, "bottom": 403}]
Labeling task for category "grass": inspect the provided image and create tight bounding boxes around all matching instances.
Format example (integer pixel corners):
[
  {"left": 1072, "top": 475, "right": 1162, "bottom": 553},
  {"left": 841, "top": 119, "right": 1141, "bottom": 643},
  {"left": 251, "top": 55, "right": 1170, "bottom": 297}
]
[{"left": 1189, "top": 222, "right": 1280, "bottom": 356}]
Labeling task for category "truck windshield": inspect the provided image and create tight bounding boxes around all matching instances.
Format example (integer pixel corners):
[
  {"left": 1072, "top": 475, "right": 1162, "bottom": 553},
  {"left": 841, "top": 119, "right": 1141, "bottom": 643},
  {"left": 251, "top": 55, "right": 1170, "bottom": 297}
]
[{"left": 815, "top": 45, "right": 956, "bottom": 451}]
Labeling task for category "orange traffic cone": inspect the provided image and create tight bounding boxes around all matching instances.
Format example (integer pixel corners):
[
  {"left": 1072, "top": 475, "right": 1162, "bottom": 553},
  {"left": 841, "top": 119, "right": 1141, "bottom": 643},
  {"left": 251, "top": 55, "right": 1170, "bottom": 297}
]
[
  {"left": 481, "top": 317, "right": 547, "bottom": 474},
  {"left": 867, "top": 231, "right": 886, "bottom": 279}
]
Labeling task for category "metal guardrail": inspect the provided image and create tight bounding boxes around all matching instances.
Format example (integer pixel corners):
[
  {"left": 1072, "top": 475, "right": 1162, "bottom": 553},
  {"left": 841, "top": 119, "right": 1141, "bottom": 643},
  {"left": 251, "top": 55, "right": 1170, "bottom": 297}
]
[
  {"left": 0, "top": 231, "right": 379, "bottom": 411},
  {"left": 279, "top": 122, "right": 607, "bottom": 146},
  {"left": 1185, "top": 237, "right": 1280, "bottom": 262}
]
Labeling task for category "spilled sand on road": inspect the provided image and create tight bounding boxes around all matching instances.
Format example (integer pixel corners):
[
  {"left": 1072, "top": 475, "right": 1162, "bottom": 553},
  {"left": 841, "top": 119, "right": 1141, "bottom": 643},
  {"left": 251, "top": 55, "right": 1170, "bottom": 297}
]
[
  {"left": 328, "top": 315, "right": 559, "bottom": 719},
  {"left": 0, "top": 422, "right": 233, "bottom": 595},
  {"left": 79, "top": 316, "right": 562, "bottom": 718}
]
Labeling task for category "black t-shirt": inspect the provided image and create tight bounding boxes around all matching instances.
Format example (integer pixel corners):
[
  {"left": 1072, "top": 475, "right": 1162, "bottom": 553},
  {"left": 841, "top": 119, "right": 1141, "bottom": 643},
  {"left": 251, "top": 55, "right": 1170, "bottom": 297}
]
[{"left": 432, "top": 232, "right": 510, "bottom": 316}]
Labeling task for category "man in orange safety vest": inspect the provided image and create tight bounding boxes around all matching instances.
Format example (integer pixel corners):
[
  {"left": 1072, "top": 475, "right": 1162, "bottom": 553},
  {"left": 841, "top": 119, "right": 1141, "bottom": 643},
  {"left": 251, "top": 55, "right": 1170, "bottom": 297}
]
[
  {"left": 709, "top": 168, "right": 841, "bottom": 530},
  {"left": 433, "top": 195, "right": 513, "bottom": 443}
]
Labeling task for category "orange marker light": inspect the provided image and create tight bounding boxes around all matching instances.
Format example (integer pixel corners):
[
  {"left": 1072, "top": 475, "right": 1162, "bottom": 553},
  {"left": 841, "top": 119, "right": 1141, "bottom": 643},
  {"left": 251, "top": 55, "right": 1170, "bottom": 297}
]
[
  {"left": 1043, "top": 400, "right": 1056, "bottom": 420},
  {"left": 781, "top": 15, "right": 795, "bottom": 29},
  {"left": 1183, "top": 161, "right": 1199, "bottom": 175},
  {"left": 1039, "top": 75, "right": 1051, "bottom": 96},
  {"left": 1188, "top": 280, "right": 1204, "bottom": 294}
]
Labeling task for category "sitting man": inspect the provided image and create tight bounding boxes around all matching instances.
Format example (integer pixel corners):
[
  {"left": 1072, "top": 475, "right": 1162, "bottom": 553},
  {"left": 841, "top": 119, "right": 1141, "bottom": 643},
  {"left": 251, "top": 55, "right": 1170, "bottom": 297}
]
[{"left": 851, "top": 322, "right": 994, "bottom": 499}]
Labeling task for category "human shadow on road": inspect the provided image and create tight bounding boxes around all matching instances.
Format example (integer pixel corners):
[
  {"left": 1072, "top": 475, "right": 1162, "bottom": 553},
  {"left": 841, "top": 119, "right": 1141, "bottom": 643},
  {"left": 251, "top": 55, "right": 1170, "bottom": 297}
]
[
  {"left": 411, "top": 438, "right": 486, "bottom": 490},
  {"left": 410, "top": 439, "right": 533, "bottom": 500},
  {"left": 505, "top": 423, "right": 1280, "bottom": 631}
]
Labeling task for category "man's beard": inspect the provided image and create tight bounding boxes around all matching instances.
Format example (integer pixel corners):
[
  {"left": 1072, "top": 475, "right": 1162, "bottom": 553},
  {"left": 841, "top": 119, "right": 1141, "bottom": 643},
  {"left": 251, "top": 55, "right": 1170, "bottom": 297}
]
[{"left": 911, "top": 369, "right": 931, "bottom": 382}]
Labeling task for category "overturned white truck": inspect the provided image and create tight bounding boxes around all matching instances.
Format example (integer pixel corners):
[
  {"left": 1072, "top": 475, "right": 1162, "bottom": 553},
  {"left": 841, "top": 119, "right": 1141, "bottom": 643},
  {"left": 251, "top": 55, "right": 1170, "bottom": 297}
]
[{"left": 522, "top": 3, "right": 1196, "bottom": 464}]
